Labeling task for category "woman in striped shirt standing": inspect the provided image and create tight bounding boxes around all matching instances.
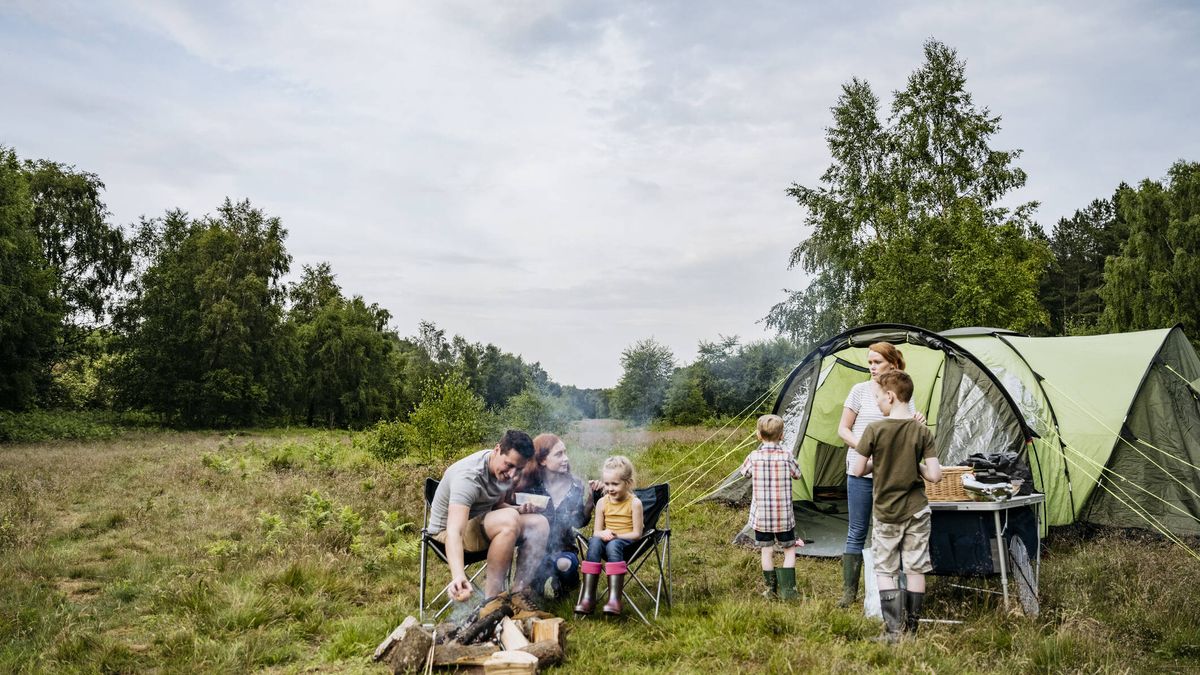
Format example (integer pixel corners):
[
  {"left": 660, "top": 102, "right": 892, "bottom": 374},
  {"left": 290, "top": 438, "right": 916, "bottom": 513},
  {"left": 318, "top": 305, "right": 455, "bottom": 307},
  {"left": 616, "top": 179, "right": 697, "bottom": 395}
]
[{"left": 836, "top": 342, "right": 923, "bottom": 608}]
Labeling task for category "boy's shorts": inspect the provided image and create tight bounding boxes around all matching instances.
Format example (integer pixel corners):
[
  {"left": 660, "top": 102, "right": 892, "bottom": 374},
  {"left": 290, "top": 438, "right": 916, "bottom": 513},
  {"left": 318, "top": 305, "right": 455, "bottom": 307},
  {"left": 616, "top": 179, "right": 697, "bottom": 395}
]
[
  {"left": 871, "top": 508, "right": 932, "bottom": 576},
  {"left": 754, "top": 527, "right": 797, "bottom": 548},
  {"left": 432, "top": 513, "right": 490, "bottom": 552}
]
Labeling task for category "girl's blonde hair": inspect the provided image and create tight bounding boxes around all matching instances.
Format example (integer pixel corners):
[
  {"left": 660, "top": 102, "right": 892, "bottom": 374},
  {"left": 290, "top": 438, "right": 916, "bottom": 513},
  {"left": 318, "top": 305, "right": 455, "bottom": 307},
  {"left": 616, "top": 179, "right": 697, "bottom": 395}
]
[{"left": 602, "top": 455, "right": 636, "bottom": 490}]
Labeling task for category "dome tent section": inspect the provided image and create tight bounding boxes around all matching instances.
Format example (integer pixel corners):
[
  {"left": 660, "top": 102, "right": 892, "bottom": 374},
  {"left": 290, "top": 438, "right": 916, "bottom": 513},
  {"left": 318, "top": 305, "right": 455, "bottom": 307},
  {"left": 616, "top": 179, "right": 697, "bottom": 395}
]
[
  {"left": 945, "top": 326, "right": 1200, "bottom": 536},
  {"left": 703, "top": 324, "right": 1034, "bottom": 506}
]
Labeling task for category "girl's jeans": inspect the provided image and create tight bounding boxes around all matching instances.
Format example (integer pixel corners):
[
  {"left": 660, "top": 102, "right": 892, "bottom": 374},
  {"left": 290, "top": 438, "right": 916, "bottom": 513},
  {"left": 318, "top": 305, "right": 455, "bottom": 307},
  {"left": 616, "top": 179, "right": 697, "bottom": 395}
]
[
  {"left": 585, "top": 536, "right": 631, "bottom": 564},
  {"left": 845, "top": 475, "right": 873, "bottom": 555}
]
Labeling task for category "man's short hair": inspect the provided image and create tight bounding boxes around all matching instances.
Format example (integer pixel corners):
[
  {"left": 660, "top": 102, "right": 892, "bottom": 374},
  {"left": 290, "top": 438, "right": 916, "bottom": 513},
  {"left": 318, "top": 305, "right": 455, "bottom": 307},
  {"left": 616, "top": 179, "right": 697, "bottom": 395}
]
[
  {"left": 757, "top": 414, "right": 785, "bottom": 442},
  {"left": 499, "top": 429, "right": 534, "bottom": 459},
  {"left": 878, "top": 371, "right": 914, "bottom": 403}
]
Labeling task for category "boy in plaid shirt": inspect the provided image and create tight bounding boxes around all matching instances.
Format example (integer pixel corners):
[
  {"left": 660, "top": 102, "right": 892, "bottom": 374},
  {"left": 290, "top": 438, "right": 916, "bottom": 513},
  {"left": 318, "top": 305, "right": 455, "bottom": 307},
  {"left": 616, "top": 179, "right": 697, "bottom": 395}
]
[{"left": 739, "top": 414, "right": 804, "bottom": 599}]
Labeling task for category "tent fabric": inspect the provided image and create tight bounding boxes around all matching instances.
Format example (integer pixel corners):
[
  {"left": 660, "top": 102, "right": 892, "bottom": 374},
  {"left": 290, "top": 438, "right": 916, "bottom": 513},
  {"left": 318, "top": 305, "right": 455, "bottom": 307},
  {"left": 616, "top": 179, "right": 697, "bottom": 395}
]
[{"left": 944, "top": 326, "right": 1200, "bottom": 536}]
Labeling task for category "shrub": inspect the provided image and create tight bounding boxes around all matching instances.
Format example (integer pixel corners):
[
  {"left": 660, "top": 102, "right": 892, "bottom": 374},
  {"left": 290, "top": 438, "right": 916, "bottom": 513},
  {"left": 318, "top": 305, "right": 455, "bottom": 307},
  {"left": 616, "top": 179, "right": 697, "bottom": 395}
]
[
  {"left": 498, "top": 387, "right": 580, "bottom": 435},
  {"left": 310, "top": 441, "right": 336, "bottom": 469},
  {"left": 201, "top": 453, "right": 233, "bottom": 474},
  {"left": 0, "top": 410, "right": 118, "bottom": 443},
  {"left": 357, "top": 419, "right": 410, "bottom": 461},
  {"left": 301, "top": 491, "right": 335, "bottom": 530},
  {"left": 377, "top": 510, "right": 413, "bottom": 545},
  {"left": 406, "top": 374, "right": 491, "bottom": 460}
]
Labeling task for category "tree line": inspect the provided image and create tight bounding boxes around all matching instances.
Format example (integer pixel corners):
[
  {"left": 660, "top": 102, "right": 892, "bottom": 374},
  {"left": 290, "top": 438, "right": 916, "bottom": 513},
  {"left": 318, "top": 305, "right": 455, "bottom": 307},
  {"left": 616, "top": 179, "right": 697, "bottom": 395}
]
[
  {"left": 607, "top": 40, "right": 1200, "bottom": 427},
  {"left": 0, "top": 152, "right": 603, "bottom": 445}
]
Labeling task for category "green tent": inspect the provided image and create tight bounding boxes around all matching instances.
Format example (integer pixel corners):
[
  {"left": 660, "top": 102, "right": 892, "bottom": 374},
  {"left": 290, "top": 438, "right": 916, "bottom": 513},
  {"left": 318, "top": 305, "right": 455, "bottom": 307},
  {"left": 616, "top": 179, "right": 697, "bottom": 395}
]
[
  {"left": 944, "top": 325, "right": 1200, "bottom": 535},
  {"left": 704, "top": 324, "right": 1033, "bottom": 508},
  {"left": 706, "top": 323, "right": 1200, "bottom": 540}
]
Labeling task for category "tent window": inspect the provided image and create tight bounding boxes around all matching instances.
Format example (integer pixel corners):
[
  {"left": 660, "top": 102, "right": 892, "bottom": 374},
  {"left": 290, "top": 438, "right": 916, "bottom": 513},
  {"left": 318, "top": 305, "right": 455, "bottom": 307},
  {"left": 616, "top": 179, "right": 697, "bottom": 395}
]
[
  {"left": 780, "top": 370, "right": 814, "bottom": 454},
  {"left": 945, "top": 375, "right": 1012, "bottom": 465},
  {"left": 991, "top": 366, "right": 1051, "bottom": 437}
]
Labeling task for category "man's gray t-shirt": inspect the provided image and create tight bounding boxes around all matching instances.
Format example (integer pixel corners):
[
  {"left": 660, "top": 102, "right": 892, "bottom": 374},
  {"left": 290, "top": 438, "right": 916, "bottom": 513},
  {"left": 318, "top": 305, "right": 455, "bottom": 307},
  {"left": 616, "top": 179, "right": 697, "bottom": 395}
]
[{"left": 428, "top": 449, "right": 512, "bottom": 534}]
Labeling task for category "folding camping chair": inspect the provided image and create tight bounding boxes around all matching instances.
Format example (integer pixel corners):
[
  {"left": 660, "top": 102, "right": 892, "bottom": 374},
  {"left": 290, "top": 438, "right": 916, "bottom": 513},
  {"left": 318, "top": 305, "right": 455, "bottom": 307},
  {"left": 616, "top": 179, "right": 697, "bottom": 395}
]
[
  {"left": 418, "top": 477, "right": 490, "bottom": 622},
  {"left": 577, "top": 483, "right": 672, "bottom": 625}
]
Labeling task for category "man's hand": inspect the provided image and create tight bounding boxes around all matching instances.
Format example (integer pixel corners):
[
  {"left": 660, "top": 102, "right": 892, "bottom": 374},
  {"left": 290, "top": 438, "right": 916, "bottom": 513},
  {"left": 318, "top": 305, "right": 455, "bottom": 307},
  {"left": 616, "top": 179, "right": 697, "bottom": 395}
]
[
  {"left": 600, "top": 529, "right": 616, "bottom": 542},
  {"left": 447, "top": 575, "right": 472, "bottom": 602},
  {"left": 516, "top": 502, "right": 544, "bottom": 514}
]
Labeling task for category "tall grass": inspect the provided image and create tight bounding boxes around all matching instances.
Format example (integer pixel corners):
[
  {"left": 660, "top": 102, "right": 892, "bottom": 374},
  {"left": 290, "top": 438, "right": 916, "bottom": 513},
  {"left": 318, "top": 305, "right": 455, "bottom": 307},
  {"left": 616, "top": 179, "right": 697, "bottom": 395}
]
[{"left": 1, "top": 422, "right": 1197, "bottom": 672}]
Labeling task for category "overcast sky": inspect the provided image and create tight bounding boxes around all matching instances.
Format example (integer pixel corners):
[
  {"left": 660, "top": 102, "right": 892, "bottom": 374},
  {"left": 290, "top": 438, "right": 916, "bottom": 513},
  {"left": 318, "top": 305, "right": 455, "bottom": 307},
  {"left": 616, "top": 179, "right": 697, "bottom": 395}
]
[{"left": 3, "top": 1, "right": 1198, "bottom": 388}]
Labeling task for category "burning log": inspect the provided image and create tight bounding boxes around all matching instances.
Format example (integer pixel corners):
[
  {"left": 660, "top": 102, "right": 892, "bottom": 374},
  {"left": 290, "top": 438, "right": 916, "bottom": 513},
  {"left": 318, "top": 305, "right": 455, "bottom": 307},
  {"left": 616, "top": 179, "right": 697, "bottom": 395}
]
[{"left": 379, "top": 591, "right": 565, "bottom": 673}]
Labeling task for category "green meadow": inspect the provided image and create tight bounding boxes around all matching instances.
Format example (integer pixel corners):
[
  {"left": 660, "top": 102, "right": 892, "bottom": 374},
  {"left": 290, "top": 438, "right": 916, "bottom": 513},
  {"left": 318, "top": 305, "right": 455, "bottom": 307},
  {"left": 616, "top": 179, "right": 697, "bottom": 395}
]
[{"left": 2, "top": 421, "right": 1198, "bottom": 674}]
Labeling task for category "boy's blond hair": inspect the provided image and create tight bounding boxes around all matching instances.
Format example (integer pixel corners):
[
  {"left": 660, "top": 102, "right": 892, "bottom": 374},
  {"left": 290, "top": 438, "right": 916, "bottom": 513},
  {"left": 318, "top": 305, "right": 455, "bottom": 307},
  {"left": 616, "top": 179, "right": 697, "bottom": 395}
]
[
  {"left": 878, "top": 371, "right": 914, "bottom": 403},
  {"left": 757, "top": 414, "right": 785, "bottom": 442},
  {"left": 603, "top": 455, "right": 636, "bottom": 490}
]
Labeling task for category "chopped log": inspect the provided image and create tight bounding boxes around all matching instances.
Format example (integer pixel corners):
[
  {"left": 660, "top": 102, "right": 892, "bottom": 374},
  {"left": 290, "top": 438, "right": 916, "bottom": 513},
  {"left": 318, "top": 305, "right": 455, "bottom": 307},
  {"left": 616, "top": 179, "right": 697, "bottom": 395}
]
[
  {"left": 432, "top": 642, "right": 500, "bottom": 667},
  {"left": 519, "top": 639, "right": 564, "bottom": 669},
  {"left": 530, "top": 617, "right": 564, "bottom": 648},
  {"left": 375, "top": 616, "right": 433, "bottom": 674},
  {"left": 498, "top": 617, "right": 530, "bottom": 650},
  {"left": 483, "top": 650, "right": 539, "bottom": 675}
]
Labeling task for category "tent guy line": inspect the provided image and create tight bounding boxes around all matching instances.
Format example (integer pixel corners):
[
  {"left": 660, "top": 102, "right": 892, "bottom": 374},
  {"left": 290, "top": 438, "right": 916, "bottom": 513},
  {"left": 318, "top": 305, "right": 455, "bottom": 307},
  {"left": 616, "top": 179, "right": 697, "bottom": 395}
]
[
  {"left": 1042, "top": 379, "right": 1200, "bottom": 499},
  {"left": 1059, "top": 449, "right": 1200, "bottom": 562},
  {"left": 657, "top": 371, "right": 791, "bottom": 485}
]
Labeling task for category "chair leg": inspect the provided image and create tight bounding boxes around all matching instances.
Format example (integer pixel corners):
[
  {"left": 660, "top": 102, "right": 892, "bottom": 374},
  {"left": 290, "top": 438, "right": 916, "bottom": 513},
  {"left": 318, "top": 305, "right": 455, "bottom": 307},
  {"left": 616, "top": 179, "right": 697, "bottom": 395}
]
[{"left": 418, "top": 541, "right": 428, "bottom": 622}]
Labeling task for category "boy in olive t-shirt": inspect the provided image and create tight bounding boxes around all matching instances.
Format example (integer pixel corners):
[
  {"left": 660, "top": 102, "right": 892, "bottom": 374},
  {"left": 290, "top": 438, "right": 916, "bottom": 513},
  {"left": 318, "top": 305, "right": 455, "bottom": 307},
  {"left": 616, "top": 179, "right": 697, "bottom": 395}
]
[{"left": 849, "top": 370, "right": 942, "bottom": 641}]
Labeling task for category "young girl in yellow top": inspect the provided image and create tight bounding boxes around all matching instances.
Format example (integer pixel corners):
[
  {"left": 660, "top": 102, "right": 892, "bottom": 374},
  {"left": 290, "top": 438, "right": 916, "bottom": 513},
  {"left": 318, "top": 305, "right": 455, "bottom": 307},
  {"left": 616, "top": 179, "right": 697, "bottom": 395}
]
[{"left": 574, "top": 455, "right": 643, "bottom": 616}]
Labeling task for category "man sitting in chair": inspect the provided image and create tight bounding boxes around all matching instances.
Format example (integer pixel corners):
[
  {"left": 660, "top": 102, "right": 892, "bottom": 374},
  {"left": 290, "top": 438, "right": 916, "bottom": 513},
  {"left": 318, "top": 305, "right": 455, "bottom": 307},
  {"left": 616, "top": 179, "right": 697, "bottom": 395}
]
[{"left": 428, "top": 429, "right": 549, "bottom": 602}]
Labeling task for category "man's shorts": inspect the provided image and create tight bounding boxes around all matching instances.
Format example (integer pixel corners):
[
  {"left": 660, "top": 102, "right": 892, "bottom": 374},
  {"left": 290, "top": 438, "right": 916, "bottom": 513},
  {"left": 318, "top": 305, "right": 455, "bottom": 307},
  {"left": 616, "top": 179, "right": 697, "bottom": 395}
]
[
  {"left": 871, "top": 507, "right": 932, "bottom": 576},
  {"left": 432, "top": 512, "right": 490, "bottom": 552},
  {"left": 754, "top": 527, "right": 797, "bottom": 548}
]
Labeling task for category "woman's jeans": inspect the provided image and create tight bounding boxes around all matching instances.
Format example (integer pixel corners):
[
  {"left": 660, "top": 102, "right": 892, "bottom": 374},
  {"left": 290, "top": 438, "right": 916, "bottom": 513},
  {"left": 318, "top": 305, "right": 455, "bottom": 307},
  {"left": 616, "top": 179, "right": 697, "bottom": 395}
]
[
  {"left": 535, "top": 550, "right": 580, "bottom": 594},
  {"left": 585, "top": 536, "right": 631, "bottom": 564},
  {"left": 845, "top": 475, "right": 873, "bottom": 555}
]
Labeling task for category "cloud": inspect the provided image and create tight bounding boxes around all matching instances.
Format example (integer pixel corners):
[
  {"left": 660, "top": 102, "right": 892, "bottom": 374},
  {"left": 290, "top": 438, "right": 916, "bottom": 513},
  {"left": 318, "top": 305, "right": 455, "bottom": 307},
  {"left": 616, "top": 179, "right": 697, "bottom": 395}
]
[{"left": 2, "top": 0, "right": 1198, "bottom": 387}]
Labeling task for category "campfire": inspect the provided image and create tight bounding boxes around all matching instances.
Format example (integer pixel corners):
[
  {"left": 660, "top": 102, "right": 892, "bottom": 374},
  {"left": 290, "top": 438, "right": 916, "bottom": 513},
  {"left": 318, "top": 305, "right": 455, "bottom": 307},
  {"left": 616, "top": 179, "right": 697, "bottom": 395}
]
[{"left": 375, "top": 590, "right": 567, "bottom": 674}]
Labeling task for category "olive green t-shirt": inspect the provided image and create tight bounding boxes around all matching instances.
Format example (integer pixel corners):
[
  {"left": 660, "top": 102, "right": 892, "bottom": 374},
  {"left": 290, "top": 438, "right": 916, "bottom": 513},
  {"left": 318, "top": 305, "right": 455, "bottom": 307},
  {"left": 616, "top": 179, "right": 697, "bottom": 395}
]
[{"left": 857, "top": 418, "right": 937, "bottom": 524}]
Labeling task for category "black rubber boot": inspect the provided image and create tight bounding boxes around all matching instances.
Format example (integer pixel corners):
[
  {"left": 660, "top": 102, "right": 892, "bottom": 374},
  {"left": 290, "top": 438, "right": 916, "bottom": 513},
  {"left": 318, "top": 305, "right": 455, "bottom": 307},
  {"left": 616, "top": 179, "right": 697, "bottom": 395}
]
[
  {"left": 838, "top": 553, "right": 863, "bottom": 608},
  {"left": 574, "top": 573, "right": 599, "bottom": 615},
  {"left": 876, "top": 589, "right": 905, "bottom": 643},
  {"left": 904, "top": 591, "right": 925, "bottom": 635},
  {"left": 761, "top": 570, "right": 777, "bottom": 599},
  {"left": 777, "top": 567, "right": 799, "bottom": 600}
]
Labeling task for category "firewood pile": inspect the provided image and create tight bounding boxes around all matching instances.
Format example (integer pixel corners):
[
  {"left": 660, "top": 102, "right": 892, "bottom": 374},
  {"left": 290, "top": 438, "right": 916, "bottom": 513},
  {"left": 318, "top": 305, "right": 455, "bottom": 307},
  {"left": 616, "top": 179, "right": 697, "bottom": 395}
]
[{"left": 375, "top": 591, "right": 567, "bottom": 674}]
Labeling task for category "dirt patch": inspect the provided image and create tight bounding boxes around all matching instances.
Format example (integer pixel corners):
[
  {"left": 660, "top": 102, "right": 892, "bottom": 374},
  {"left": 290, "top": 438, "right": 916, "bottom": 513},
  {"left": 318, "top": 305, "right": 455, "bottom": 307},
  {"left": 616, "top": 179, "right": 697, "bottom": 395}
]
[{"left": 57, "top": 578, "right": 102, "bottom": 601}]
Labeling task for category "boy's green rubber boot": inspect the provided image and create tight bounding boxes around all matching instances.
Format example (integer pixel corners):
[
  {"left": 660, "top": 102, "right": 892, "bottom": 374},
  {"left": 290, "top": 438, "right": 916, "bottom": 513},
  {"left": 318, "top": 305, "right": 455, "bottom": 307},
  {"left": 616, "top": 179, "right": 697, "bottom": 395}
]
[
  {"left": 904, "top": 591, "right": 925, "bottom": 634},
  {"left": 776, "top": 567, "right": 799, "bottom": 600},
  {"left": 761, "top": 570, "right": 777, "bottom": 599},
  {"left": 874, "top": 589, "right": 905, "bottom": 643}
]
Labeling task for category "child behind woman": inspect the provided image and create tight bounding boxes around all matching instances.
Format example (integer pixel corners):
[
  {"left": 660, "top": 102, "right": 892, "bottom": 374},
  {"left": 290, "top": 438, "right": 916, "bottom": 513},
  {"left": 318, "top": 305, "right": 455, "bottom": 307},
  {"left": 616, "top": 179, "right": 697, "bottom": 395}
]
[{"left": 575, "top": 455, "right": 644, "bottom": 616}]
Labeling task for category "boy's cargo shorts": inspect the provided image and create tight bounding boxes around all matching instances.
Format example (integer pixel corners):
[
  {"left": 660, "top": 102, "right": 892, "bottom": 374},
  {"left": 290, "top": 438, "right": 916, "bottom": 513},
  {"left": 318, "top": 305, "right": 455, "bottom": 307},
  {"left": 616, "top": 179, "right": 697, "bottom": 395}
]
[{"left": 871, "top": 507, "right": 932, "bottom": 575}]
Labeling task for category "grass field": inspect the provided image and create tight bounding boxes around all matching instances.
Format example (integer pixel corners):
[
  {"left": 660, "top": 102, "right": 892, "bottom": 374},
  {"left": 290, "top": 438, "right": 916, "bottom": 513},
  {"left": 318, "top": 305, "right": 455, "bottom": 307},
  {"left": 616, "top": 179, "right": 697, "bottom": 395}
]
[{"left": 2, "top": 420, "right": 1199, "bottom": 673}]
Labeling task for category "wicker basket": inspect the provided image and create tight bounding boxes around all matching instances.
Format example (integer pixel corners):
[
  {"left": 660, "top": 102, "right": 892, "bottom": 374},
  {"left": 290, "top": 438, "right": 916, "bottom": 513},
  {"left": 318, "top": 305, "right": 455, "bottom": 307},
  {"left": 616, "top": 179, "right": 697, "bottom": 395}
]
[{"left": 924, "top": 466, "right": 971, "bottom": 502}]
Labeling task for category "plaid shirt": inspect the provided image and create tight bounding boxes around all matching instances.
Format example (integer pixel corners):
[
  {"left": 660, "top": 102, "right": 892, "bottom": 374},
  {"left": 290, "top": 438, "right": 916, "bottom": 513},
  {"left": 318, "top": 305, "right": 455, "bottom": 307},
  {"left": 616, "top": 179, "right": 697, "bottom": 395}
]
[{"left": 739, "top": 442, "right": 801, "bottom": 533}]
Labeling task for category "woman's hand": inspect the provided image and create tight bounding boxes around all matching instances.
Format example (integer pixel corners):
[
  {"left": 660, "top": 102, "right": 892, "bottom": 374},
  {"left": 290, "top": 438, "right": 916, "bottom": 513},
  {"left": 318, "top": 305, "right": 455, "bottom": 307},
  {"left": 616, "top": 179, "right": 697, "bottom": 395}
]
[
  {"left": 588, "top": 479, "right": 603, "bottom": 493},
  {"left": 915, "top": 411, "right": 927, "bottom": 424},
  {"left": 516, "top": 502, "right": 543, "bottom": 514}
]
